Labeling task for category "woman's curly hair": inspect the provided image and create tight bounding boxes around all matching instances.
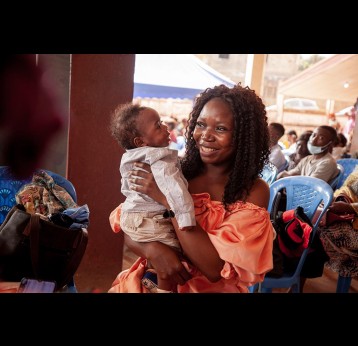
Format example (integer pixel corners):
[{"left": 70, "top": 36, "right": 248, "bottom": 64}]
[{"left": 181, "top": 84, "right": 270, "bottom": 209}]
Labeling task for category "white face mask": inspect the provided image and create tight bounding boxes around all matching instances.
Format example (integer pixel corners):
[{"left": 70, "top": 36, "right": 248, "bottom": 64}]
[{"left": 307, "top": 141, "right": 332, "bottom": 155}]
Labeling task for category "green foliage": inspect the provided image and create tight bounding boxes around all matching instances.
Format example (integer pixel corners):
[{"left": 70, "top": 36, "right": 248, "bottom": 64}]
[{"left": 298, "top": 54, "right": 325, "bottom": 71}]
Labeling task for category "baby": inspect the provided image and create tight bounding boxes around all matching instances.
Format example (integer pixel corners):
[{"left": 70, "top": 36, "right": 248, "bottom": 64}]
[{"left": 110, "top": 102, "right": 195, "bottom": 292}]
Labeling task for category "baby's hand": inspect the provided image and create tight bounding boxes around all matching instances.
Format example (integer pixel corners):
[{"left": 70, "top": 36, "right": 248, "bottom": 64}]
[{"left": 179, "top": 226, "right": 195, "bottom": 232}]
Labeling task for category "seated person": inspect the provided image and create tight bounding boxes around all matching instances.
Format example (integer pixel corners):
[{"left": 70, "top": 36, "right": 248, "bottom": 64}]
[
  {"left": 277, "top": 125, "right": 339, "bottom": 185},
  {"left": 282, "top": 129, "right": 298, "bottom": 156},
  {"left": 268, "top": 122, "right": 286, "bottom": 172},
  {"left": 287, "top": 130, "right": 312, "bottom": 170},
  {"left": 332, "top": 133, "right": 348, "bottom": 160},
  {"left": 319, "top": 167, "right": 358, "bottom": 278},
  {"left": 328, "top": 113, "right": 341, "bottom": 132}
]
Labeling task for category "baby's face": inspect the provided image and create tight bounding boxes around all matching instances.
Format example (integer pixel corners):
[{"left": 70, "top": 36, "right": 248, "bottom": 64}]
[{"left": 137, "top": 108, "right": 171, "bottom": 147}]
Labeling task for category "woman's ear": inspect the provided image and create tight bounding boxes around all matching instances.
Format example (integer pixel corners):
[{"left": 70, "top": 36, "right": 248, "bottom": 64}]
[{"left": 133, "top": 136, "right": 145, "bottom": 148}]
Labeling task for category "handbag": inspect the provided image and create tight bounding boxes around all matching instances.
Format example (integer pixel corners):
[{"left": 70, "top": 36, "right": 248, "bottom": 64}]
[{"left": 0, "top": 204, "right": 88, "bottom": 289}]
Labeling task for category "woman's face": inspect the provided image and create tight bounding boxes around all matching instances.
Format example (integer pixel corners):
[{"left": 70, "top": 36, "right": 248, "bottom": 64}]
[
  {"left": 193, "top": 98, "right": 235, "bottom": 164},
  {"left": 296, "top": 139, "right": 310, "bottom": 157}
]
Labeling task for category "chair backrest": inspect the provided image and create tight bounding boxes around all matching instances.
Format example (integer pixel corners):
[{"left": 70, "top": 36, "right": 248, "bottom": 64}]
[
  {"left": 329, "top": 164, "right": 344, "bottom": 191},
  {"left": 262, "top": 176, "right": 333, "bottom": 292},
  {"left": 336, "top": 158, "right": 358, "bottom": 189},
  {"left": 0, "top": 167, "right": 77, "bottom": 224},
  {"left": 268, "top": 176, "right": 333, "bottom": 227},
  {"left": 261, "top": 163, "right": 278, "bottom": 186}
]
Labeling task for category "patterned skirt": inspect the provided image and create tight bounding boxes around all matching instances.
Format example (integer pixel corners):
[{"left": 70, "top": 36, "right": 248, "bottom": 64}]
[{"left": 319, "top": 221, "right": 358, "bottom": 277}]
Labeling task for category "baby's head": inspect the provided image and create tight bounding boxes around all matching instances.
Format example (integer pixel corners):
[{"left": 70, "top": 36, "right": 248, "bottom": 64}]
[{"left": 110, "top": 103, "right": 170, "bottom": 149}]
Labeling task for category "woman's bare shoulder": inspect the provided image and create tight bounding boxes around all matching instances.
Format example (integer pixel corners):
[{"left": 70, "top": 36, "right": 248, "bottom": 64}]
[{"left": 246, "top": 178, "right": 270, "bottom": 209}]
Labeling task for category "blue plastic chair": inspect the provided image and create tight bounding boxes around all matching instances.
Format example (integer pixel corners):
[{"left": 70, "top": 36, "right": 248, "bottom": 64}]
[
  {"left": 336, "top": 275, "right": 352, "bottom": 293},
  {"left": 259, "top": 176, "right": 333, "bottom": 293},
  {"left": 260, "top": 164, "right": 278, "bottom": 186},
  {"left": 336, "top": 158, "right": 358, "bottom": 189},
  {"left": 329, "top": 164, "right": 344, "bottom": 191},
  {"left": 0, "top": 166, "right": 79, "bottom": 292}
]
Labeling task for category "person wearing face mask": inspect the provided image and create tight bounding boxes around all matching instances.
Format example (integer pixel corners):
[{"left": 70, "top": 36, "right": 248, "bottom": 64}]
[
  {"left": 277, "top": 125, "right": 339, "bottom": 185},
  {"left": 276, "top": 126, "right": 339, "bottom": 291}
]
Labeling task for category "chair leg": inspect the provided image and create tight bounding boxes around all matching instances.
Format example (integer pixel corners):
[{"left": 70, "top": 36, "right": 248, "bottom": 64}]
[
  {"left": 59, "top": 277, "right": 78, "bottom": 293},
  {"left": 259, "top": 286, "right": 272, "bottom": 293},
  {"left": 291, "top": 284, "right": 300, "bottom": 293},
  {"left": 248, "top": 283, "right": 258, "bottom": 293},
  {"left": 336, "top": 275, "right": 352, "bottom": 293}
]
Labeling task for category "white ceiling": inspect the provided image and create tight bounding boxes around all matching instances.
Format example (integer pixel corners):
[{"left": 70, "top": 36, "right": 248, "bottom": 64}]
[{"left": 278, "top": 54, "right": 358, "bottom": 104}]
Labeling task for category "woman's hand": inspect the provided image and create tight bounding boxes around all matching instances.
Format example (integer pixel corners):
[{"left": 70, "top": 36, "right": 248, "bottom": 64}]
[
  {"left": 129, "top": 162, "right": 168, "bottom": 207},
  {"left": 145, "top": 242, "right": 192, "bottom": 287},
  {"left": 328, "top": 201, "right": 355, "bottom": 215}
]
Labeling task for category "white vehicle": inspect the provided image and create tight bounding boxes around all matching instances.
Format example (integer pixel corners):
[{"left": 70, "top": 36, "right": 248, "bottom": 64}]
[{"left": 266, "top": 98, "right": 319, "bottom": 111}]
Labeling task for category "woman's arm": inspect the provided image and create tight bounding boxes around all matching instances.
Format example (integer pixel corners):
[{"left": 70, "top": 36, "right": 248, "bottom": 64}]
[
  {"left": 328, "top": 201, "right": 356, "bottom": 215},
  {"left": 130, "top": 163, "right": 224, "bottom": 282},
  {"left": 124, "top": 234, "right": 192, "bottom": 286},
  {"left": 277, "top": 170, "right": 299, "bottom": 180}
]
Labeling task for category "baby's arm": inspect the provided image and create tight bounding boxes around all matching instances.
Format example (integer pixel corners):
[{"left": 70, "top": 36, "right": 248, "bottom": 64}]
[{"left": 151, "top": 159, "right": 196, "bottom": 229}]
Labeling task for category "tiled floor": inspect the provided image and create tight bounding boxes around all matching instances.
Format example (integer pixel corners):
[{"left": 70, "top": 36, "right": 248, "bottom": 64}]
[{"left": 123, "top": 245, "right": 358, "bottom": 293}]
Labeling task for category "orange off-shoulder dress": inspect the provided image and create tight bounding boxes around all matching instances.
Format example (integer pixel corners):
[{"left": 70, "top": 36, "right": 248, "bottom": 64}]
[{"left": 108, "top": 193, "right": 274, "bottom": 293}]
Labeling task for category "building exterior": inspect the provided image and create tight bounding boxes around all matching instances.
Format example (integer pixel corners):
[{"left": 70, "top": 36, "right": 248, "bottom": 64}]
[{"left": 195, "top": 54, "right": 301, "bottom": 107}]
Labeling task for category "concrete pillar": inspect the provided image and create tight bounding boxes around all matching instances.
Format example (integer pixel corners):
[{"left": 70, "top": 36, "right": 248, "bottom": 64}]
[
  {"left": 68, "top": 54, "right": 135, "bottom": 291},
  {"left": 244, "top": 54, "right": 266, "bottom": 96},
  {"left": 276, "top": 93, "right": 285, "bottom": 124},
  {"left": 326, "top": 99, "right": 335, "bottom": 115}
]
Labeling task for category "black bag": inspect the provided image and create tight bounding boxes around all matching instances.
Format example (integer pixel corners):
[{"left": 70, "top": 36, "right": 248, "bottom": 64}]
[
  {"left": 0, "top": 204, "right": 88, "bottom": 289},
  {"left": 266, "top": 192, "right": 284, "bottom": 278},
  {"left": 267, "top": 191, "right": 314, "bottom": 277}
]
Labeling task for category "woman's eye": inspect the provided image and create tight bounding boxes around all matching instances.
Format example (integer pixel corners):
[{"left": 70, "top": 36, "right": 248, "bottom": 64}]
[
  {"left": 196, "top": 122, "right": 205, "bottom": 128},
  {"left": 217, "top": 127, "right": 226, "bottom": 132}
]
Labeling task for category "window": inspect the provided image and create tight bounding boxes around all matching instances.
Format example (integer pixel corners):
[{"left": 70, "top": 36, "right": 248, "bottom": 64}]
[{"left": 285, "top": 100, "right": 300, "bottom": 108}]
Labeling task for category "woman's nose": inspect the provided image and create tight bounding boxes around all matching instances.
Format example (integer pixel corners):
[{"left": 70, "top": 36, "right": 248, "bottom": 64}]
[{"left": 201, "top": 129, "right": 214, "bottom": 140}]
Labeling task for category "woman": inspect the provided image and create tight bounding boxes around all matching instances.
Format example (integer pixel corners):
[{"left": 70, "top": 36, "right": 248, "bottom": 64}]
[
  {"left": 109, "top": 84, "right": 275, "bottom": 293},
  {"left": 319, "top": 167, "right": 358, "bottom": 277}
]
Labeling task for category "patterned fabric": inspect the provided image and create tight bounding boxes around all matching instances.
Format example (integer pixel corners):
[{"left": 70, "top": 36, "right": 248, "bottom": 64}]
[
  {"left": 15, "top": 170, "right": 78, "bottom": 216},
  {"left": 320, "top": 221, "right": 358, "bottom": 277},
  {"left": 0, "top": 167, "right": 30, "bottom": 224},
  {"left": 319, "top": 167, "right": 358, "bottom": 277}
]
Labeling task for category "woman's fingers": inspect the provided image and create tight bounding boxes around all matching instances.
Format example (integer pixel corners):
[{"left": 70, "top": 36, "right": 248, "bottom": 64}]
[
  {"left": 157, "top": 267, "right": 191, "bottom": 286},
  {"left": 131, "top": 170, "right": 150, "bottom": 179},
  {"left": 133, "top": 162, "right": 151, "bottom": 172}
]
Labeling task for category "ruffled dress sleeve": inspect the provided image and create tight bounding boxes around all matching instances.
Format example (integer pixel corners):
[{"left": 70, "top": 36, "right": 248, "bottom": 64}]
[
  {"left": 193, "top": 193, "right": 274, "bottom": 287},
  {"left": 109, "top": 203, "right": 122, "bottom": 233}
]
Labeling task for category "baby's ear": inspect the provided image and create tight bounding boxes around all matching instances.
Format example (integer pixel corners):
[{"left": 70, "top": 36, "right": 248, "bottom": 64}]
[{"left": 133, "top": 137, "right": 145, "bottom": 148}]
